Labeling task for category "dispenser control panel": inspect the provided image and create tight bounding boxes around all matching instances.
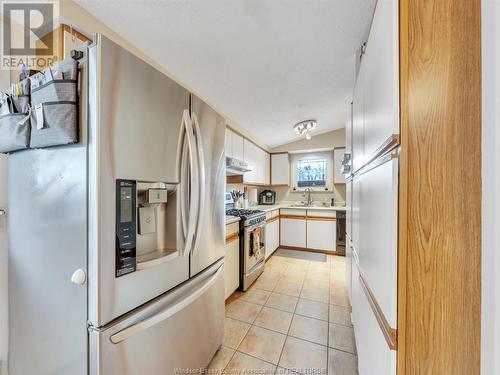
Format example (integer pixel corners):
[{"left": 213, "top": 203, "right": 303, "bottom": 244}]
[{"left": 115, "top": 179, "right": 137, "bottom": 277}]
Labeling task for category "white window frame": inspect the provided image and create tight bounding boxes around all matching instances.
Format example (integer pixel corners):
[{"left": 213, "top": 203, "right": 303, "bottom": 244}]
[{"left": 291, "top": 151, "right": 333, "bottom": 192}]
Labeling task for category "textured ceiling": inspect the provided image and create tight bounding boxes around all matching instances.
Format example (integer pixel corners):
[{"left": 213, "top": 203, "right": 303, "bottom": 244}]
[{"left": 75, "top": 0, "right": 375, "bottom": 147}]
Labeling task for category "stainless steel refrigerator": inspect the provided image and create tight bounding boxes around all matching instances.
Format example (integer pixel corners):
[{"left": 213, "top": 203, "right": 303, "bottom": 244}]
[{"left": 8, "top": 34, "right": 226, "bottom": 375}]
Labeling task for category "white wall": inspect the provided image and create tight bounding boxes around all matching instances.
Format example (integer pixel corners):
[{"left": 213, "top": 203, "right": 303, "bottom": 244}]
[
  {"left": 481, "top": 1, "right": 500, "bottom": 374},
  {"left": 269, "top": 128, "right": 346, "bottom": 204}
]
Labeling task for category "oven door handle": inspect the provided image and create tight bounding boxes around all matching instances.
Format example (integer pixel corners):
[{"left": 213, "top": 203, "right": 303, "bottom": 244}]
[{"left": 246, "top": 223, "right": 266, "bottom": 232}]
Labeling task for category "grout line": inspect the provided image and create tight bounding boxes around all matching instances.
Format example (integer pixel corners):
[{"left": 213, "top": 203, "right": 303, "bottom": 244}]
[
  {"left": 223, "top": 250, "right": 357, "bottom": 373},
  {"left": 274, "top": 257, "right": 307, "bottom": 371},
  {"left": 327, "top": 346, "right": 358, "bottom": 356},
  {"left": 228, "top": 257, "right": 290, "bottom": 367},
  {"left": 229, "top": 350, "right": 279, "bottom": 369},
  {"left": 222, "top": 348, "right": 237, "bottom": 372},
  {"left": 293, "top": 310, "right": 329, "bottom": 322}
]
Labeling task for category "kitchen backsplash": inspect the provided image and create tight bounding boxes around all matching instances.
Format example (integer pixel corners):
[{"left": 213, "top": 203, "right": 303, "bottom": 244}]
[
  {"left": 226, "top": 183, "right": 346, "bottom": 207},
  {"left": 269, "top": 185, "right": 346, "bottom": 206}
]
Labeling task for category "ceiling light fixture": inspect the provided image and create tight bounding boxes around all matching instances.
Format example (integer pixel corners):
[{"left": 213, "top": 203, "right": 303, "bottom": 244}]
[{"left": 294, "top": 120, "right": 317, "bottom": 140}]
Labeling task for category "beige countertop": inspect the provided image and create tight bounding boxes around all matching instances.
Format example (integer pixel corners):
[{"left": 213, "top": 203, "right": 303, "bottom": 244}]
[
  {"left": 225, "top": 204, "right": 347, "bottom": 225},
  {"left": 251, "top": 203, "right": 347, "bottom": 212},
  {"left": 225, "top": 216, "right": 241, "bottom": 225}
]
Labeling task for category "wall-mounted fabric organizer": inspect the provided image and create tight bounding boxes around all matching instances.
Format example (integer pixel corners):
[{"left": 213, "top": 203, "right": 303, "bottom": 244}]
[
  {"left": 0, "top": 58, "right": 79, "bottom": 154},
  {"left": 29, "top": 58, "right": 79, "bottom": 148},
  {"left": 0, "top": 79, "right": 31, "bottom": 153}
]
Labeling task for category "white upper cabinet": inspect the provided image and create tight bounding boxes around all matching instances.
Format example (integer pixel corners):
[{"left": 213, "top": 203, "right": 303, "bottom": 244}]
[
  {"left": 352, "top": 63, "right": 365, "bottom": 173},
  {"left": 243, "top": 139, "right": 270, "bottom": 185},
  {"left": 353, "top": 0, "right": 399, "bottom": 170},
  {"left": 271, "top": 153, "right": 289, "bottom": 185},
  {"left": 346, "top": 103, "right": 353, "bottom": 155},
  {"left": 243, "top": 139, "right": 258, "bottom": 183},
  {"left": 262, "top": 151, "right": 270, "bottom": 185},
  {"left": 333, "top": 148, "right": 346, "bottom": 184},
  {"left": 225, "top": 128, "right": 245, "bottom": 161},
  {"left": 225, "top": 128, "right": 232, "bottom": 158},
  {"left": 226, "top": 128, "right": 272, "bottom": 185},
  {"left": 232, "top": 132, "right": 244, "bottom": 161}
]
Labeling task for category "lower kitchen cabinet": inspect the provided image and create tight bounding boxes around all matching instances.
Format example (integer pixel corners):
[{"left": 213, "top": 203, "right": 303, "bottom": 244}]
[
  {"left": 225, "top": 222, "right": 240, "bottom": 300},
  {"left": 265, "top": 216, "right": 279, "bottom": 259},
  {"left": 279, "top": 209, "right": 340, "bottom": 252},
  {"left": 280, "top": 217, "right": 306, "bottom": 248},
  {"left": 306, "top": 218, "right": 336, "bottom": 251}
]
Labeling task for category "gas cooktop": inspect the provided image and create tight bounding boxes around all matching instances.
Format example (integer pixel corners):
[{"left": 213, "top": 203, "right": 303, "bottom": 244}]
[{"left": 225, "top": 208, "right": 265, "bottom": 220}]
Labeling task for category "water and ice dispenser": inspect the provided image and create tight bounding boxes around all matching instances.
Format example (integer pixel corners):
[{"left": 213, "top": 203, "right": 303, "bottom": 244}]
[{"left": 115, "top": 179, "right": 178, "bottom": 277}]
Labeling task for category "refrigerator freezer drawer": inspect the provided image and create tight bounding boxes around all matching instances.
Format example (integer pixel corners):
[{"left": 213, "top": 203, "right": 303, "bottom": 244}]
[{"left": 90, "top": 260, "right": 225, "bottom": 375}]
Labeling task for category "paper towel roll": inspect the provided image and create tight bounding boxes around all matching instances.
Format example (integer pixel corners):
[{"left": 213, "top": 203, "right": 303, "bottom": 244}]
[{"left": 249, "top": 188, "right": 258, "bottom": 205}]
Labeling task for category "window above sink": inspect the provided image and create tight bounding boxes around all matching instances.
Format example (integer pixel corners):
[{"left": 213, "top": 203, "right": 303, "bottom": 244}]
[
  {"left": 297, "top": 158, "right": 327, "bottom": 188},
  {"left": 291, "top": 151, "right": 333, "bottom": 191}
]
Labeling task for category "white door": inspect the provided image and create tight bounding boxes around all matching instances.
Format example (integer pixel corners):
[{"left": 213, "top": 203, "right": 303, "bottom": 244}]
[
  {"left": 0, "top": 155, "right": 7, "bottom": 374},
  {"left": 271, "top": 153, "right": 289, "bottom": 185},
  {"left": 225, "top": 128, "right": 232, "bottom": 158},
  {"left": 224, "top": 238, "right": 240, "bottom": 299},
  {"left": 306, "top": 219, "right": 336, "bottom": 251},
  {"left": 243, "top": 139, "right": 259, "bottom": 183},
  {"left": 280, "top": 218, "right": 306, "bottom": 248},
  {"left": 232, "top": 132, "right": 244, "bottom": 161},
  {"left": 265, "top": 219, "right": 279, "bottom": 259}
]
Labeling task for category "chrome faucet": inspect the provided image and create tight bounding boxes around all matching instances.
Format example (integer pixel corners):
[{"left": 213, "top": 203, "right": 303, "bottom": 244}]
[{"left": 304, "top": 188, "right": 313, "bottom": 206}]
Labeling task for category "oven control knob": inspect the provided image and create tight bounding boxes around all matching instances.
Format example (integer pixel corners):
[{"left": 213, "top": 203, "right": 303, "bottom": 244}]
[{"left": 70, "top": 269, "right": 86, "bottom": 285}]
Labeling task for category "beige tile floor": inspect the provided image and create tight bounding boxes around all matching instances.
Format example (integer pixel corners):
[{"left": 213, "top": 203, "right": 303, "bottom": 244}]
[{"left": 208, "top": 249, "right": 358, "bottom": 375}]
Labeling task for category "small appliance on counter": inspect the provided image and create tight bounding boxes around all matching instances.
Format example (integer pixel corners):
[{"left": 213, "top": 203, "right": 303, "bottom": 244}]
[{"left": 259, "top": 190, "right": 276, "bottom": 205}]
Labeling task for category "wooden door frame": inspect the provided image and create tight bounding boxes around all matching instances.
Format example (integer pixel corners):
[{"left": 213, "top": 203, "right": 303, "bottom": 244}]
[{"left": 398, "top": 0, "right": 482, "bottom": 374}]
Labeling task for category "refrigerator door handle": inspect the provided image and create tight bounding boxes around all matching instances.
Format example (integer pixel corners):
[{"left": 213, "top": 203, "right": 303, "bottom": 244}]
[
  {"left": 179, "top": 109, "right": 199, "bottom": 258},
  {"left": 180, "top": 137, "right": 189, "bottom": 236},
  {"left": 109, "top": 262, "right": 224, "bottom": 344},
  {"left": 191, "top": 112, "right": 205, "bottom": 257}
]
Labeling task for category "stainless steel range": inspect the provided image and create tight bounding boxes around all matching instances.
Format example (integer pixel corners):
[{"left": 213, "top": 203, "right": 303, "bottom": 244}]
[{"left": 226, "top": 208, "right": 266, "bottom": 290}]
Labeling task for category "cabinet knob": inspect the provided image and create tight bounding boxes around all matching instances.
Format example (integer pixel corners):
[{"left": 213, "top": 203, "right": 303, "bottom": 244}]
[
  {"left": 70, "top": 269, "right": 86, "bottom": 285},
  {"left": 0, "top": 209, "right": 6, "bottom": 216}
]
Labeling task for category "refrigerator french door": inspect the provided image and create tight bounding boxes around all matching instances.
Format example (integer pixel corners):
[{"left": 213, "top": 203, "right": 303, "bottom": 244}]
[
  {"left": 189, "top": 94, "right": 226, "bottom": 277},
  {"left": 87, "top": 34, "right": 193, "bottom": 328},
  {"left": 8, "top": 35, "right": 225, "bottom": 375},
  {"left": 88, "top": 35, "right": 225, "bottom": 373}
]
